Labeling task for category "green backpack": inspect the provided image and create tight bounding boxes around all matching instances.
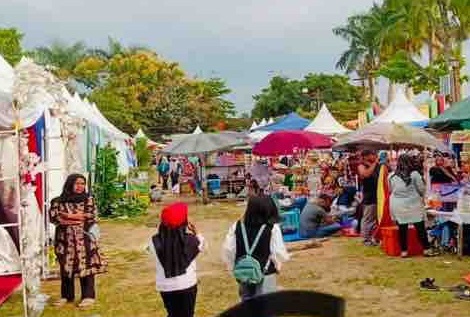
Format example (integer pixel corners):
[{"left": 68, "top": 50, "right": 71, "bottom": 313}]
[{"left": 233, "top": 222, "right": 270, "bottom": 285}]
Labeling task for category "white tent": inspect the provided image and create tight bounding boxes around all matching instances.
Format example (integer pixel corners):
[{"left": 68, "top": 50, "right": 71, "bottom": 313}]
[
  {"left": 259, "top": 118, "right": 268, "bottom": 127},
  {"left": 304, "top": 104, "right": 351, "bottom": 135},
  {"left": 135, "top": 128, "right": 146, "bottom": 139},
  {"left": 268, "top": 117, "right": 274, "bottom": 124},
  {"left": 248, "top": 130, "right": 271, "bottom": 143},
  {"left": 193, "top": 125, "right": 203, "bottom": 134},
  {"left": 371, "top": 89, "right": 429, "bottom": 126},
  {"left": 249, "top": 121, "right": 258, "bottom": 131}
]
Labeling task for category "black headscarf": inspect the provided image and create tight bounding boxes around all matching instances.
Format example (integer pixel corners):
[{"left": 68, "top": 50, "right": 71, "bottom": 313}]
[
  {"left": 393, "top": 154, "right": 413, "bottom": 186},
  {"left": 59, "top": 173, "right": 89, "bottom": 203},
  {"left": 152, "top": 223, "right": 200, "bottom": 278}
]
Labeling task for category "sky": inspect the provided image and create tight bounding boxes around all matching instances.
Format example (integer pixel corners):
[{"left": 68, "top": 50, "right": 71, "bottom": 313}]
[{"left": 1, "top": 0, "right": 468, "bottom": 115}]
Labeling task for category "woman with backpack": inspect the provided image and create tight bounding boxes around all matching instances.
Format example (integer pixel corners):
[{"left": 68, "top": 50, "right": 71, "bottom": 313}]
[
  {"left": 222, "top": 195, "right": 290, "bottom": 301},
  {"left": 149, "top": 202, "right": 204, "bottom": 317}
]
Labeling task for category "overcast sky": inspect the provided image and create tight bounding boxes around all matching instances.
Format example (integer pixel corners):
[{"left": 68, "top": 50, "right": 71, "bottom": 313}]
[{"left": 1, "top": 0, "right": 468, "bottom": 114}]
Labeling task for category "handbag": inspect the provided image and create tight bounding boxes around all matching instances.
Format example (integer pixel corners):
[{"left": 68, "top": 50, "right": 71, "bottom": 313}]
[{"left": 86, "top": 223, "right": 100, "bottom": 242}]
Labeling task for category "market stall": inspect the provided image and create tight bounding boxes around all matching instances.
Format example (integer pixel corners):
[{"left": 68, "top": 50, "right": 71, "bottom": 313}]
[{"left": 161, "top": 131, "right": 246, "bottom": 203}]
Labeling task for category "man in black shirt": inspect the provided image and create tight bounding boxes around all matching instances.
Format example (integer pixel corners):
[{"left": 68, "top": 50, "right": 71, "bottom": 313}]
[{"left": 358, "top": 150, "right": 380, "bottom": 246}]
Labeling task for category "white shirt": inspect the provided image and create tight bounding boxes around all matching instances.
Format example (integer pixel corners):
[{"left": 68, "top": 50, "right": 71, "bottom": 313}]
[
  {"left": 221, "top": 223, "right": 290, "bottom": 272},
  {"left": 149, "top": 234, "right": 204, "bottom": 292}
]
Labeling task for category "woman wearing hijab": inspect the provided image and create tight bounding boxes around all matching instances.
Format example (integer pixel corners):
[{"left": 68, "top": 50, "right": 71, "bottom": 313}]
[
  {"left": 389, "top": 155, "right": 437, "bottom": 258},
  {"left": 149, "top": 202, "right": 204, "bottom": 317},
  {"left": 49, "top": 174, "right": 107, "bottom": 308}
]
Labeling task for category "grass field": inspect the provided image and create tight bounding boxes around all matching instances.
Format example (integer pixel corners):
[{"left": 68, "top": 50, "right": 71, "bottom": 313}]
[{"left": 2, "top": 199, "right": 470, "bottom": 317}]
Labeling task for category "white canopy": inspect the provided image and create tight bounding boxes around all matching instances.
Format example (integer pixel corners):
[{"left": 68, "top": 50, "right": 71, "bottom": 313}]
[
  {"left": 193, "top": 125, "right": 203, "bottom": 134},
  {"left": 135, "top": 128, "right": 146, "bottom": 139},
  {"left": 0, "top": 57, "right": 55, "bottom": 129},
  {"left": 372, "top": 89, "right": 429, "bottom": 125},
  {"left": 304, "top": 104, "right": 351, "bottom": 135},
  {"left": 259, "top": 118, "right": 267, "bottom": 127},
  {"left": 249, "top": 130, "right": 271, "bottom": 143},
  {"left": 249, "top": 121, "right": 258, "bottom": 131},
  {"left": 268, "top": 117, "right": 274, "bottom": 124}
]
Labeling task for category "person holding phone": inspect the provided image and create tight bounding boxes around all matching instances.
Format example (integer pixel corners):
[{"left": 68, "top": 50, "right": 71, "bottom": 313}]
[
  {"left": 149, "top": 202, "right": 204, "bottom": 317},
  {"left": 49, "top": 174, "right": 107, "bottom": 308}
]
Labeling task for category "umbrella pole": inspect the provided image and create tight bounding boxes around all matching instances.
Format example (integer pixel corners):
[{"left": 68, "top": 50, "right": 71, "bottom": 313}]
[{"left": 201, "top": 154, "right": 209, "bottom": 204}]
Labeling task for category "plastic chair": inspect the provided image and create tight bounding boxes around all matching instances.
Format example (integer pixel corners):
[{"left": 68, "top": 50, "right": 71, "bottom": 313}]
[{"left": 218, "top": 290, "right": 345, "bottom": 317}]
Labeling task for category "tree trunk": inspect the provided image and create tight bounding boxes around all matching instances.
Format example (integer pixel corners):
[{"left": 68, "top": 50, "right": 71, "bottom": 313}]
[
  {"left": 387, "top": 81, "right": 396, "bottom": 106},
  {"left": 405, "top": 85, "right": 414, "bottom": 101},
  {"left": 368, "top": 75, "right": 375, "bottom": 102}
]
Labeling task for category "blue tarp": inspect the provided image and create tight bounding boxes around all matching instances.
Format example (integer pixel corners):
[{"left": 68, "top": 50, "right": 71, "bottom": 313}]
[{"left": 256, "top": 113, "right": 310, "bottom": 131}]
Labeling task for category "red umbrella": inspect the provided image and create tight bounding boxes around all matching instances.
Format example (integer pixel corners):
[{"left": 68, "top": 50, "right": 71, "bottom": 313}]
[{"left": 252, "top": 130, "right": 333, "bottom": 156}]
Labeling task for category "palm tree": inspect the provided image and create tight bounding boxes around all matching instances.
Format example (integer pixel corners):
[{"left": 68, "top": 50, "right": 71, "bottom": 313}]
[
  {"left": 333, "top": 4, "right": 403, "bottom": 101},
  {"left": 29, "top": 41, "right": 87, "bottom": 79}
]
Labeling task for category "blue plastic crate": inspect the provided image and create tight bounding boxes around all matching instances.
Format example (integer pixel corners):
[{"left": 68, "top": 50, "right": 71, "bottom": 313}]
[
  {"left": 281, "top": 209, "right": 305, "bottom": 242},
  {"left": 207, "top": 179, "right": 221, "bottom": 195}
]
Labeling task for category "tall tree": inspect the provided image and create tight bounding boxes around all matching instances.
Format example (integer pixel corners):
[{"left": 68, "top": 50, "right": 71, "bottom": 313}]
[
  {"left": 30, "top": 41, "right": 87, "bottom": 79},
  {"left": 252, "top": 73, "right": 364, "bottom": 120},
  {"left": 0, "top": 28, "right": 23, "bottom": 65},
  {"left": 333, "top": 4, "right": 405, "bottom": 101}
]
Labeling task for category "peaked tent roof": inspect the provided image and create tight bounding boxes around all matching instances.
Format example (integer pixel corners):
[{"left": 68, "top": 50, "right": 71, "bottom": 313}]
[
  {"left": 304, "top": 104, "right": 351, "bottom": 135},
  {"left": 268, "top": 117, "right": 274, "bottom": 124},
  {"left": 249, "top": 121, "right": 258, "bottom": 131},
  {"left": 428, "top": 96, "right": 470, "bottom": 130},
  {"left": 135, "top": 128, "right": 147, "bottom": 139},
  {"left": 259, "top": 118, "right": 268, "bottom": 126},
  {"left": 257, "top": 112, "right": 310, "bottom": 132},
  {"left": 372, "top": 89, "right": 428, "bottom": 127},
  {"left": 193, "top": 125, "right": 203, "bottom": 134}
]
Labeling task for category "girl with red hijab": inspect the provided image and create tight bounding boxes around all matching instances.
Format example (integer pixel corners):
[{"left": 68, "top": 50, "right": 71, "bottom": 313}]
[{"left": 149, "top": 202, "right": 204, "bottom": 317}]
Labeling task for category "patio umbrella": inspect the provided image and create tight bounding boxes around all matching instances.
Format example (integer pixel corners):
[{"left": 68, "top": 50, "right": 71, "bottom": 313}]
[
  {"left": 161, "top": 131, "right": 245, "bottom": 155},
  {"left": 333, "top": 122, "right": 449, "bottom": 152},
  {"left": 428, "top": 96, "right": 470, "bottom": 130},
  {"left": 252, "top": 130, "right": 333, "bottom": 156}
]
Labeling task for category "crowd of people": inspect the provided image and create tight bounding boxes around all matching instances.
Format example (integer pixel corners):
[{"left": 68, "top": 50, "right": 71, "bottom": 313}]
[{"left": 47, "top": 148, "right": 466, "bottom": 316}]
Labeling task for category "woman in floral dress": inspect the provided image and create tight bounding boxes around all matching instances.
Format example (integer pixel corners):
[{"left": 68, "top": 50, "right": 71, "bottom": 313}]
[{"left": 49, "top": 174, "right": 107, "bottom": 308}]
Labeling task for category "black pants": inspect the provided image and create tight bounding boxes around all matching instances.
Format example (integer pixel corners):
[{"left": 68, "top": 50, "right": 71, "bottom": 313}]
[
  {"left": 170, "top": 173, "right": 179, "bottom": 188},
  {"left": 160, "top": 285, "right": 197, "bottom": 317},
  {"left": 398, "top": 221, "right": 430, "bottom": 252},
  {"left": 162, "top": 174, "right": 169, "bottom": 190},
  {"left": 61, "top": 273, "right": 95, "bottom": 301}
]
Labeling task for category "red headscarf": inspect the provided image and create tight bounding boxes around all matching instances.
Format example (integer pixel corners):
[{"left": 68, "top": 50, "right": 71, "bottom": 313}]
[{"left": 161, "top": 202, "right": 188, "bottom": 229}]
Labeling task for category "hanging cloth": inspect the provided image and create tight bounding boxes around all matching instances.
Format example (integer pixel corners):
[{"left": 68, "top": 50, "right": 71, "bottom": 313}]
[{"left": 374, "top": 164, "right": 393, "bottom": 241}]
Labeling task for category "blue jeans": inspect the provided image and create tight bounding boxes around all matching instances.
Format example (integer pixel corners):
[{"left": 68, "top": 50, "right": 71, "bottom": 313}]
[{"left": 301, "top": 223, "right": 342, "bottom": 238}]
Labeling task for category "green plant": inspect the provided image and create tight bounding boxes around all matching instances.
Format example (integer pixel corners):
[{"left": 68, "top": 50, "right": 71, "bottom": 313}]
[
  {"left": 135, "top": 137, "right": 152, "bottom": 171},
  {"left": 111, "top": 196, "right": 149, "bottom": 218},
  {"left": 93, "top": 144, "right": 124, "bottom": 217}
]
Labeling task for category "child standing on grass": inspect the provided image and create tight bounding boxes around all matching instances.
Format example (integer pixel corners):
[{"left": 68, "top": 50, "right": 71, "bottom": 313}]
[
  {"left": 149, "top": 184, "right": 162, "bottom": 203},
  {"left": 149, "top": 202, "right": 204, "bottom": 317}
]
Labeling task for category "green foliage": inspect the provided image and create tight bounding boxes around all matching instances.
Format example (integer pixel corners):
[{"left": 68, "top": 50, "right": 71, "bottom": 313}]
[
  {"left": 252, "top": 73, "right": 363, "bottom": 119},
  {"left": 135, "top": 137, "right": 152, "bottom": 170},
  {"left": 93, "top": 145, "right": 123, "bottom": 217},
  {"left": 29, "top": 40, "right": 87, "bottom": 79},
  {"left": 0, "top": 28, "right": 24, "bottom": 65},
  {"left": 111, "top": 196, "right": 148, "bottom": 218},
  {"left": 334, "top": 0, "right": 470, "bottom": 100},
  {"left": 376, "top": 50, "right": 420, "bottom": 84}
]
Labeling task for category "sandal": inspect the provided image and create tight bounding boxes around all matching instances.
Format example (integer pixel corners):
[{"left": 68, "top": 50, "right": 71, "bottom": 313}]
[
  {"left": 78, "top": 298, "right": 95, "bottom": 308},
  {"left": 455, "top": 290, "right": 470, "bottom": 301},
  {"left": 447, "top": 284, "right": 470, "bottom": 293},
  {"left": 420, "top": 278, "right": 440, "bottom": 291},
  {"left": 424, "top": 248, "right": 440, "bottom": 257},
  {"left": 53, "top": 298, "right": 69, "bottom": 307}
]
